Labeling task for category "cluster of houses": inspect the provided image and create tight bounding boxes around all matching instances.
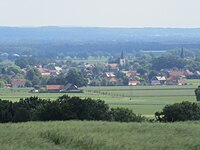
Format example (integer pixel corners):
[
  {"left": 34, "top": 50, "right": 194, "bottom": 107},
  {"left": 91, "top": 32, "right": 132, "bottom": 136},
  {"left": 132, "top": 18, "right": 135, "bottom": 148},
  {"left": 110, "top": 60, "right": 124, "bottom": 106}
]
[
  {"left": 151, "top": 70, "right": 200, "bottom": 86},
  {"left": 3, "top": 51, "right": 200, "bottom": 92}
]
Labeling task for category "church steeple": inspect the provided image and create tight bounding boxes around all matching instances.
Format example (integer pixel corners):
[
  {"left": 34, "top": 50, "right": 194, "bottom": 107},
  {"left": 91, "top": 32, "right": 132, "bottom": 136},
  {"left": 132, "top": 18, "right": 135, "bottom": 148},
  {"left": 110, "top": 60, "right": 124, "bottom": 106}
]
[
  {"left": 121, "top": 51, "right": 124, "bottom": 59},
  {"left": 119, "top": 51, "right": 126, "bottom": 66}
]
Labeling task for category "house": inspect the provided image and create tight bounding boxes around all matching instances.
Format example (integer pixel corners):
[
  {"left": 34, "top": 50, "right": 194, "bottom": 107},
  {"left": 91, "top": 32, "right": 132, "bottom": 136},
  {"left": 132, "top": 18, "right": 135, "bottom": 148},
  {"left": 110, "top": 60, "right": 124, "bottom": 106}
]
[
  {"left": 166, "top": 76, "right": 186, "bottom": 85},
  {"left": 11, "top": 79, "right": 27, "bottom": 88},
  {"left": 46, "top": 85, "right": 65, "bottom": 92},
  {"left": 169, "top": 70, "right": 185, "bottom": 78},
  {"left": 50, "top": 70, "right": 59, "bottom": 76},
  {"left": 38, "top": 67, "right": 51, "bottom": 76},
  {"left": 104, "top": 72, "right": 115, "bottom": 78},
  {"left": 184, "top": 69, "right": 194, "bottom": 76},
  {"left": 106, "top": 63, "right": 119, "bottom": 71},
  {"left": 46, "top": 84, "right": 81, "bottom": 93},
  {"left": 60, "top": 83, "right": 81, "bottom": 92},
  {"left": 151, "top": 76, "right": 166, "bottom": 85},
  {"left": 55, "top": 66, "right": 62, "bottom": 73},
  {"left": 128, "top": 80, "right": 140, "bottom": 86},
  {"left": 64, "top": 83, "right": 78, "bottom": 91},
  {"left": 122, "top": 71, "right": 133, "bottom": 78}
]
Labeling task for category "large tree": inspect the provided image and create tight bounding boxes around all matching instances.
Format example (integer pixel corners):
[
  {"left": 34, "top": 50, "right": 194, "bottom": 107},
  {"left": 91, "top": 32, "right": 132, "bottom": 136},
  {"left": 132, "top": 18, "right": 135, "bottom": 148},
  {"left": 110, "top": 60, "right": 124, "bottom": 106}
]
[{"left": 66, "top": 69, "right": 88, "bottom": 87}]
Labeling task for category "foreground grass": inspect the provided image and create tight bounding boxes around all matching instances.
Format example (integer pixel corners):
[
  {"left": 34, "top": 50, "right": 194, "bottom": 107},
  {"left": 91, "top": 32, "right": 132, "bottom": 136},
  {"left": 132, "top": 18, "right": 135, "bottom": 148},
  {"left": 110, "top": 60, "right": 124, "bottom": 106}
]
[{"left": 0, "top": 121, "right": 200, "bottom": 150}]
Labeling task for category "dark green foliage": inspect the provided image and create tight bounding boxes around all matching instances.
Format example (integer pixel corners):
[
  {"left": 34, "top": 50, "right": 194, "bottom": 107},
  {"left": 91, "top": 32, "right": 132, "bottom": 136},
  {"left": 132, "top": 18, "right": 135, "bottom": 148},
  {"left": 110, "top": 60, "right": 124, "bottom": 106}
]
[
  {"left": 0, "top": 99, "right": 13, "bottom": 123},
  {"left": 195, "top": 86, "right": 200, "bottom": 101},
  {"left": 66, "top": 69, "right": 88, "bottom": 87},
  {"left": 35, "top": 101, "right": 63, "bottom": 121},
  {"left": 1, "top": 95, "right": 145, "bottom": 123},
  {"left": 110, "top": 107, "right": 145, "bottom": 122},
  {"left": 12, "top": 107, "right": 30, "bottom": 122},
  {"left": 155, "top": 101, "right": 200, "bottom": 122},
  {"left": 56, "top": 95, "right": 111, "bottom": 121},
  {"left": 152, "top": 55, "right": 187, "bottom": 71}
]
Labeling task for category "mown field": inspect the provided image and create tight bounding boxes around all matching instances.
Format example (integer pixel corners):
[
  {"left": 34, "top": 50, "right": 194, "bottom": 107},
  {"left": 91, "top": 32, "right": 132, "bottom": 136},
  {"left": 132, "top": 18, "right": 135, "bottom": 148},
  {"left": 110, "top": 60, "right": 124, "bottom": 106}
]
[
  {"left": 0, "top": 79, "right": 199, "bottom": 117},
  {"left": 1, "top": 121, "right": 200, "bottom": 150}
]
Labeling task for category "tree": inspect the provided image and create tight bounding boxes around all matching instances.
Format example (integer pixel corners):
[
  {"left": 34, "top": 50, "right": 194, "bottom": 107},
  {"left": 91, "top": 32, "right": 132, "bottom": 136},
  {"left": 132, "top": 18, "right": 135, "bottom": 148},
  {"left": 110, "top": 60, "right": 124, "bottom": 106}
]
[
  {"left": 26, "top": 67, "right": 41, "bottom": 86},
  {"left": 155, "top": 101, "right": 200, "bottom": 122},
  {"left": 195, "top": 86, "right": 200, "bottom": 101},
  {"left": 66, "top": 69, "right": 87, "bottom": 87}
]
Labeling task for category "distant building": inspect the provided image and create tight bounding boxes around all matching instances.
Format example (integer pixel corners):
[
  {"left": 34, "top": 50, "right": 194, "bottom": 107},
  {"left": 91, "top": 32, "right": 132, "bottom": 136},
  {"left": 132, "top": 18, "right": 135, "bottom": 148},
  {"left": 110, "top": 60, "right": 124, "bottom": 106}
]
[
  {"left": 11, "top": 79, "right": 27, "bottom": 88},
  {"left": 106, "top": 63, "right": 119, "bottom": 71},
  {"left": 151, "top": 76, "right": 166, "bottom": 85},
  {"left": 46, "top": 84, "right": 80, "bottom": 93},
  {"left": 46, "top": 85, "right": 65, "bottom": 92},
  {"left": 104, "top": 72, "right": 115, "bottom": 78},
  {"left": 119, "top": 51, "right": 126, "bottom": 66},
  {"left": 128, "top": 80, "right": 140, "bottom": 86},
  {"left": 166, "top": 76, "right": 186, "bottom": 85}
]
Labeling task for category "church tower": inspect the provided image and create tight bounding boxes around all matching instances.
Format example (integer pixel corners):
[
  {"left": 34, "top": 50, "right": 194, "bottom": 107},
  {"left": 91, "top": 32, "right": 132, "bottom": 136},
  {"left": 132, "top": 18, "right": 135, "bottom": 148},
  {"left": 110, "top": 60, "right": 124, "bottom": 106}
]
[{"left": 119, "top": 51, "right": 126, "bottom": 66}]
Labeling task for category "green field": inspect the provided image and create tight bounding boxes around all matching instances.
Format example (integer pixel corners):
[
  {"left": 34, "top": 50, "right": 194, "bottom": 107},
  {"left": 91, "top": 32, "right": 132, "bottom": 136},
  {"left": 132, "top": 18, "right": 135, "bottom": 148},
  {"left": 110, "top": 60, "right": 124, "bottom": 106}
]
[
  {"left": 0, "top": 80, "right": 199, "bottom": 117},
  {"left": 1, "top": 121, "right": 200, "bottom": 150}
]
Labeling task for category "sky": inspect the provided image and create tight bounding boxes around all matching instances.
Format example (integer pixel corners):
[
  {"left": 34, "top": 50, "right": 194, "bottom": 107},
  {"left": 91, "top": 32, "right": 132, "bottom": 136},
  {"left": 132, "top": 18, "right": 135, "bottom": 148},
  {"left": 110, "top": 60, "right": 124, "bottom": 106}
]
[{"left": 0, "top": 0, "right": 200, "bottom": 27}]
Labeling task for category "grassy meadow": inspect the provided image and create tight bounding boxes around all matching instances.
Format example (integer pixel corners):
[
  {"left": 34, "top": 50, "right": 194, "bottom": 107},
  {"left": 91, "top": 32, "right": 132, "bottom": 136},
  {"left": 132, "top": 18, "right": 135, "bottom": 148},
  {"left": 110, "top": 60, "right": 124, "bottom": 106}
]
[
  {"left": 1, "top": 121, "right": 200, "bottom": 150},
  {"left": 0, "top": 79, "right": 199, "bottom": 117}
]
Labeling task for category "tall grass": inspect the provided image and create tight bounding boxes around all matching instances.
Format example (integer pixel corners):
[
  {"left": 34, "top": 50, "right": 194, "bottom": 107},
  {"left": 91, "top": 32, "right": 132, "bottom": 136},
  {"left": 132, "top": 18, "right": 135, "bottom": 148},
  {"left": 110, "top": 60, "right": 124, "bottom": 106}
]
[{"left": 0, "top": 121, "right": 200, "bottom": 150}]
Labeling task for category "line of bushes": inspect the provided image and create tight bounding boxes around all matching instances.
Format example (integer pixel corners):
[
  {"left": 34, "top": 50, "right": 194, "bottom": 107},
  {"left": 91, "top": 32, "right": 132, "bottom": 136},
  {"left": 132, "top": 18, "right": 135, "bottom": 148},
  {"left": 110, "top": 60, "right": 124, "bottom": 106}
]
[
  {"left": 1, "top": 95, "right": 200, "bottom": 123},
  {"left": 0, "top": 95, "right": 145, "bottom": 123}
]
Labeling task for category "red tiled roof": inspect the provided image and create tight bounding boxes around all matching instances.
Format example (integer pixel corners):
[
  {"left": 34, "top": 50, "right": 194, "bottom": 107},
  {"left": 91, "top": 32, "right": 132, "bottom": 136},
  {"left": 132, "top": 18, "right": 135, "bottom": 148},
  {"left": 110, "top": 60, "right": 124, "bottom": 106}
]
[
  {"left": 169, "top": 71, "right": 184, "bottom": 77},
  {"left": 108, "top": 64, "right": 118, "bottom": 68},
  {"left": 46, "top": 85, "right": 64, "bottom": 90},
  {"left": 11, "top": 79, "right": 26, "bottom": 86}
]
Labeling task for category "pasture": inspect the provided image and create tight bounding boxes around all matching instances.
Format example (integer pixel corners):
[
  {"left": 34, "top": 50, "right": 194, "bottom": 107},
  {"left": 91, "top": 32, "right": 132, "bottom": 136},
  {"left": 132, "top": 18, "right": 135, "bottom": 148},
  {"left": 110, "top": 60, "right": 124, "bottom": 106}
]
[
  {"left": 0, "top": 80, "right": 199, "bottom": 117},
  {"left": 1, "top": 121, "right": 200, "bottom": 150}
]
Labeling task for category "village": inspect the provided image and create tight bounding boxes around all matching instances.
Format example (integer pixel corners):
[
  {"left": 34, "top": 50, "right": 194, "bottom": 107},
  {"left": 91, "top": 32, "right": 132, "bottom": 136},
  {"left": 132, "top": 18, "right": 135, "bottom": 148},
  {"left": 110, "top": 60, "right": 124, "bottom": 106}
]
[{"left": 1, "top": 50, "right": 200, "bottom": 93}]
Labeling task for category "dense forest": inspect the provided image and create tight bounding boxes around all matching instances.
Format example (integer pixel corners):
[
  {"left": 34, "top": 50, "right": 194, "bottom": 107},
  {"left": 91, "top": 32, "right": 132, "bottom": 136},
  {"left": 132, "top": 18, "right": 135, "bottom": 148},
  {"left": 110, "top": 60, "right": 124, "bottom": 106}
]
[{"left": 1, "top": 27, "right": 200, "bottom": 59}]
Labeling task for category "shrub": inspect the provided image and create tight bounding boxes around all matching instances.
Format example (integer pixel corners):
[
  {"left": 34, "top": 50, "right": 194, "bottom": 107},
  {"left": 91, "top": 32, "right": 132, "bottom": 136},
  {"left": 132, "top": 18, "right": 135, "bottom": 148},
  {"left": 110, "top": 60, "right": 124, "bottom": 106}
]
[
  {"left": 155, "top": 101, "right": 200, "bottom": 122},
  {"left": 110, "top": 107, "right": 145, "bottom": 122}
]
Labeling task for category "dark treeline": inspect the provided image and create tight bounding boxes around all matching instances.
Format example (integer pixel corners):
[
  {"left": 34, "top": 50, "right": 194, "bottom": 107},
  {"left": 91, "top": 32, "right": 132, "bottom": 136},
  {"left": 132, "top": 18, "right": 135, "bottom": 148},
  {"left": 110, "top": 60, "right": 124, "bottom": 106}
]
[
  {"left": 0, "top": 95, "right": 144, "bottom": 123},
  {"left": 1, "top": 27, "right": 200, "bottom": 59},
  {"left": 1, "top": 92, "right": 200, "bottom": 123}
]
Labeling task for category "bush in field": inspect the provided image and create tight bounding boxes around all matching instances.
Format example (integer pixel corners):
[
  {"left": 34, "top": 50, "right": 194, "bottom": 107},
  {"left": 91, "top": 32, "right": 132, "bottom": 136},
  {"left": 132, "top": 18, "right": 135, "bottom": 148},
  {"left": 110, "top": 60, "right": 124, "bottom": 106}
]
[
  {"left": 155, "top": 101, "right": 200, "bottom": 122},
  {"left": 110, "top": 107, "right": 145, "bottom": 122}
]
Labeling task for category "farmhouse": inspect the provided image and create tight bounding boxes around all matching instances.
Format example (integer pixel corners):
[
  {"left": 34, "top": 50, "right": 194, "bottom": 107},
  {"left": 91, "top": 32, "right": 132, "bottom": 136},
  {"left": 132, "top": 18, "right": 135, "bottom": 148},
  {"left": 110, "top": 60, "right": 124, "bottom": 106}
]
[
  {"left": 46, "top": 84, "right": 80, "bottom": 93},
  {"left": 166, "top": 76, "right": 186, "bottom": 85},
  {"left": 11, "top": 79, "right": 27, "bottom": 88},
  {"left": 63, "top": 83, "right": 78, "bottom": 91},
  {"left": 46, "top": 85, "right": 65, "bottom": 92},
  {"left": 151, "top": 76, "right": 166, "bottom": 85}
]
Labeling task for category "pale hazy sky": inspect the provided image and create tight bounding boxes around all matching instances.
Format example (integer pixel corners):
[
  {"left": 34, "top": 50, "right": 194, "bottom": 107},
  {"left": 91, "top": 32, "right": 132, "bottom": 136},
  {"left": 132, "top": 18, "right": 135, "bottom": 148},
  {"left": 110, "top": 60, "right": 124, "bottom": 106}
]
[{"left": 0, "top": 0, "right": 200, "bottom": 27}]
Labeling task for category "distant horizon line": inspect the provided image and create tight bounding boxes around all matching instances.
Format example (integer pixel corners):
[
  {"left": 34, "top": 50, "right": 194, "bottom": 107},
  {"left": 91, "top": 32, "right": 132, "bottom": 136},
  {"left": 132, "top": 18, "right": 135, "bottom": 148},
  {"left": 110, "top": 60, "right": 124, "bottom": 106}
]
[{"left": 0, "top": 25, "right": 200, "bottom": 29}]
